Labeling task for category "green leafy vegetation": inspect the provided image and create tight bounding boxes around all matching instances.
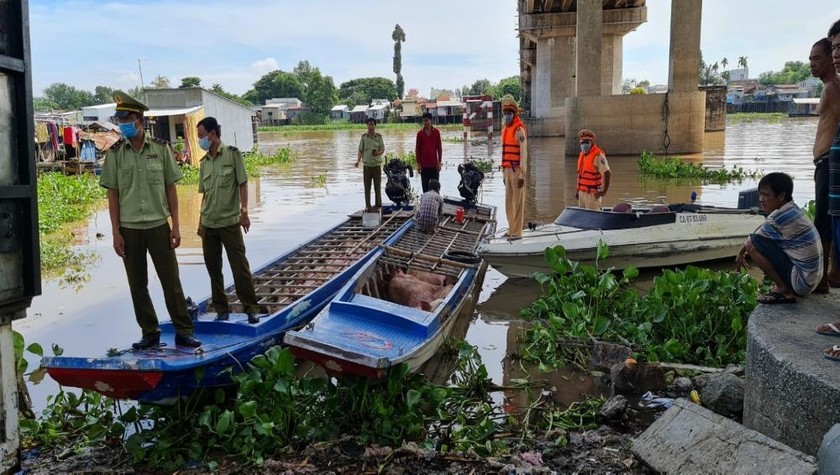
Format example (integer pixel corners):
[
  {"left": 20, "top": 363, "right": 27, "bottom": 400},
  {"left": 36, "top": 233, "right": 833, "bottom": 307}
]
[
  {"left": 637, "top": 150, "right": 761, "bottom": 183},
  {"left": 22, "top": 340, "right": 605, "bottom": 470},
  {"left": 467, "top": 156, "right": 494, "bottom": 174},
  {"left": 177, "top": 147, "right": 295, "bottom": 186},
  {"left": 309, "top": 172, "right": 327, "bottom": 188},
  {"left": 521, "top": 242, "right": 761, "bottom": 369},
  {"left": 727, "top": 112, "right": 786, "bottom": 124},
  {"left": 37, "top": 172, "right": 105, "bottom": 275}
]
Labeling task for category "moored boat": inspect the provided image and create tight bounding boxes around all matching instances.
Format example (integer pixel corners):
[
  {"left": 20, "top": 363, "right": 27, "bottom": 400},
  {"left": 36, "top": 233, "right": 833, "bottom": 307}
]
[
  {"left": 43, "top": 209, "right": 415, "bottom": 404},
  {"left": 478, "top": 201, "right": 766, "bottom": 278},
  {"left": 284, "top": 200, "right": 496, "bottom": 379}
]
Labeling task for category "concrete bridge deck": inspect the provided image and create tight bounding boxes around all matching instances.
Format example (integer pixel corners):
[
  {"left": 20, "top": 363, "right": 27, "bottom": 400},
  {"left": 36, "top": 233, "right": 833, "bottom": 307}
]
[{"left": 745, "top": 292, "right": 840, "bottom": 455}]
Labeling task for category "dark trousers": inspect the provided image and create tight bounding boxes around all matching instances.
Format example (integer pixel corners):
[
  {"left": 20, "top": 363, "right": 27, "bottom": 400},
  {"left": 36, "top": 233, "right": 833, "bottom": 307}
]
[
  {"left": 363, "top": 165, "right": 382, "bottom": 209},
  {"left": 420, "top": 167, "right": 440, "bottom": 193},
  {"left": 202, "top": 223, "right": 259, "bottom": 314},
  {"left": 121, "top": 224, "right": 193, "bottom": 337},
  {"left": 815, "top": 157, "right": 831, "bottom": 242}
]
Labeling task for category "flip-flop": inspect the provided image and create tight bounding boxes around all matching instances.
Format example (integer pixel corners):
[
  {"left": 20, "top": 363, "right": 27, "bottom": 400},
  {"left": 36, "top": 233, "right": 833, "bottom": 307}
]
[
  {"left": 817, "top": 323, "right": 840, "bottom": 337},
  {"left": 824, "top": 345, "right": 840, "bottom": 362},
  {"left": 757, "top": 291, "right": 796, "bottom": 305}
]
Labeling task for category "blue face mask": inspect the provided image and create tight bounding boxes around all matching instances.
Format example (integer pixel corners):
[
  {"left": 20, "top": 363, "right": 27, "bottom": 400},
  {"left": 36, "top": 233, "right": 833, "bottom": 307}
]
[
  {"left": 119, "top": 121, "right": 138, "bottom": 139},
  {"left": 503, "top": 113, "right": 514, "bottom": 125},
  {"left": 580, "top": 143, "right": 592, "bottom": 154},
  {"left": 198, "top": 136, "right": 211, "bottom": 151}
]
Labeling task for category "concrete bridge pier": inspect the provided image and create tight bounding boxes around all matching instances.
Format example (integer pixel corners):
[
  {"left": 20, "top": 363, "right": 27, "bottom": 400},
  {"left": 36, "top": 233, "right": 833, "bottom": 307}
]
[
  {"left": 564, "top": 0, "right": 705, "bottom": 155},
  {"left": 519, "top": 1, "right": 647, "bottom": 139}
]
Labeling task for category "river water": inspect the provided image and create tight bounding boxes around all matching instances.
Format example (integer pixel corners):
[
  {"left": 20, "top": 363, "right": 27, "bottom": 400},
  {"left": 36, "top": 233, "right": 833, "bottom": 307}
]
[{"left": 16, "top": 116, "right": 819, "bottom": 411}]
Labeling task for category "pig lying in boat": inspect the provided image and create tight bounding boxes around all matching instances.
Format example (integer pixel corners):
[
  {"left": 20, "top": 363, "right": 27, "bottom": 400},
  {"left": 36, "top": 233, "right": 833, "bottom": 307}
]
[{"left": 388, "top": 269, "right": 453, "bottom": 311}]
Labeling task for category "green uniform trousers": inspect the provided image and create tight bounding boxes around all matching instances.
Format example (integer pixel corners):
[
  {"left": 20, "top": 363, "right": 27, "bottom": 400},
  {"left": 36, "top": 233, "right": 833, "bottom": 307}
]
[
  {"left": 201, "top": 223, "right": 259, "bottom": 314},
  {"left": 121, "top": 224, "right": 194, "bottom": 337},
  {"left": 363, "top": 165, "right": 382, "bottom": 209}
]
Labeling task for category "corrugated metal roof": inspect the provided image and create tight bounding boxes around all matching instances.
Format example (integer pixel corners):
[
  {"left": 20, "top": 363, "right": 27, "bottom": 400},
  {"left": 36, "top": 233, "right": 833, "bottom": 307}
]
[
  {"left": 792, "top": 98, "right": 820, "bottom": 104},
  {"left": 145, "top": 105, "right": 203, "bottom": 117},
  {"left": 351, "top": 105, "right": 368, "bottom": 113},
  {"left": 331, "top": 105, "right": 349, "bottom": 111}
]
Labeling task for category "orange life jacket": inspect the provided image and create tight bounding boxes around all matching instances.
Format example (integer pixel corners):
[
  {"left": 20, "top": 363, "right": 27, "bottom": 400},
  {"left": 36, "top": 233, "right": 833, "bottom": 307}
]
[
  {"left": 577, "top": 144, "right": 605, "bottom": 192},
  {"left": 501, "top": 116, "right": 526, "bottom": 168}
]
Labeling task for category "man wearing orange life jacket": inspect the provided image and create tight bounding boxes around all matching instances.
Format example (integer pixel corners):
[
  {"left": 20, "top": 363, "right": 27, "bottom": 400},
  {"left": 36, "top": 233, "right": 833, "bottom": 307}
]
[
  {"left": 576, "top": 129, "right": 611, "bottom": 210},
  {"left": 501, "top": 95, "right": 528, "bottom": 238}
]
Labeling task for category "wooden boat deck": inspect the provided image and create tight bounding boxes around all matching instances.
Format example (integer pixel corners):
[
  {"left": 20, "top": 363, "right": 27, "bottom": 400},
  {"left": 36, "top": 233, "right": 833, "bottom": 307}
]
[{"left": 225, "top": 211, "right": 412, "bottom": 315}]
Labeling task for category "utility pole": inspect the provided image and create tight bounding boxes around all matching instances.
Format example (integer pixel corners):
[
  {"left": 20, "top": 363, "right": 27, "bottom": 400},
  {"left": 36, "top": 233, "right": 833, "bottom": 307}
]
[{"left": 137, "top": 59, "right": 146, "bottom": 89}]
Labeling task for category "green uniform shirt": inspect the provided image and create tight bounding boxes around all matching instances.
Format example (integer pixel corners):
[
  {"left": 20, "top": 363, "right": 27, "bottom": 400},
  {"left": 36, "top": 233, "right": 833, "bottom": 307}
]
[
  {"left": 99, "top": 135, "right": 182, "bottom": 229},
  {"left": 198, "top": 141, "right": 248, "bottom": 228},
  {"left": 358, "top": 132, "right": 384, "bottom": 167}
]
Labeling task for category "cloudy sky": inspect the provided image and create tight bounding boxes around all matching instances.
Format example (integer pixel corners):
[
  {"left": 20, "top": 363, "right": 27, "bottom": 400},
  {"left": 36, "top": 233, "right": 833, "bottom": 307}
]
[{"left": 29, "top": 0, "right": 840, "bottom": 99}]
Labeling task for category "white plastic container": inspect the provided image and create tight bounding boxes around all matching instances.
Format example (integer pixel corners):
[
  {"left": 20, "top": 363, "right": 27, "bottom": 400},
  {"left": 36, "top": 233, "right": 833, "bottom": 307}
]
[{"left": 362, "top": 211, "right": 381, "bottom": 228}]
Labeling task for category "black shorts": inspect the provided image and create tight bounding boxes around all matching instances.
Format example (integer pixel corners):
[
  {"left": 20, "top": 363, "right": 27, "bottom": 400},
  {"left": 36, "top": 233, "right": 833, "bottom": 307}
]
[{"left": 750, "top": 234, "right": 793, "bottom": 291}]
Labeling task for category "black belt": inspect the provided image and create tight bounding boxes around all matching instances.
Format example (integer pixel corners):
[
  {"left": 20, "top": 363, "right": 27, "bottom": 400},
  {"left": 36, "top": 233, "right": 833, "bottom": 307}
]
[{"left": 815, "top": 153, "right": 830, "bottom": 166}]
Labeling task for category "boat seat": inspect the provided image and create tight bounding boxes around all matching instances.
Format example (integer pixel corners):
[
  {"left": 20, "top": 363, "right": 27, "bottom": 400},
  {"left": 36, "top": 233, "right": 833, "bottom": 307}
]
[
  {"left": 612, "top": 202, "right": 632, "bottom": 213},
  {"left": 329, "top": 295, "right": 440, "bottom": 338},
  {"left": 648, "top": 205, "right": 671, "bottom": 214}
]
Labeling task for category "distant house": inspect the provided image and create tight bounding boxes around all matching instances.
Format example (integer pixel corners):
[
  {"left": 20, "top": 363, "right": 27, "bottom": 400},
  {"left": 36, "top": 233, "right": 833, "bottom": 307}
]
[
  {"left": 266, "top": 97, "right": 303, "bottom": 108},
  {"left": 773, "top": 84, "right": 809, "bottom": 102},
  {"left": 82, "top": 103, "right": 116, "bottom": 125},
  {"left": 367, "top": 103, "right": 389, "bottom": 122},
  {"left": 433, "top": 100, "right": 465, "bottom": 117},
  {"left": 330, "top": 104, "right": 350, "bottom": 121},
  {"left": 143, "top": 87, "right": 257, "bottom": 161},
  {"left": 286, "top": 104, "right": 312, "bottom": 121},
  {"left": 260, "top": 103, "right": 288, "bottom": 125},
  {"left": 399, "top": 96, "right": 420, "bottom": 120},
  {"left": 350, "top": 105, "right": 368, "bottom": 123},
  {"left": 790, "top": 98, "right": 819, "bottom": 116}
]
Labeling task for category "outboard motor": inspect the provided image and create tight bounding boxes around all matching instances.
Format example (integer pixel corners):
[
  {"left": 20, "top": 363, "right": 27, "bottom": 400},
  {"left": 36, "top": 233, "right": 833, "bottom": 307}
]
[
  {"left": 457, "top": 162, "right": 484, "bottom": 205},
  {"left": 383, "top": 158, "right": 414, "bottom": 207}
]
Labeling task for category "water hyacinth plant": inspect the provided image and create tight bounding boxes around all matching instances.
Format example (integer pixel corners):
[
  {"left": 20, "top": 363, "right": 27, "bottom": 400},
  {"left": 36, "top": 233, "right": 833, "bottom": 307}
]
[
  {"left": 521, "top": 242, "right": 761, "bottom": 369},
  {"left": 637, "top": 150, "right": 761, "bottom": 183}
]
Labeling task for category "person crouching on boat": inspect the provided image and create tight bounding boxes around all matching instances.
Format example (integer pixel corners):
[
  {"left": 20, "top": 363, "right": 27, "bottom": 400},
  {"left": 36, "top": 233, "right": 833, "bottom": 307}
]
[
  {"left": 415, "top": 179, "right": 444, "bottom": 233},
  {"left": 576, "top": 129, "right": 611, "bottom": 210},
  {"left": 500, "top": 95, "right": 527, "bottom": 238},
  {"left": 735, "top": 172, "right": 823, "bottom": 304}
]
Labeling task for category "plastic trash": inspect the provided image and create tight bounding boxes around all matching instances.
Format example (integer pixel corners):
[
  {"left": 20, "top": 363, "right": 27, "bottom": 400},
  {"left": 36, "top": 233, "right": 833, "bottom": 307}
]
[
  {"left": 690, "top": 390, "right": 702, "bottom": 405},
  {"left": 639, "top": 391, "right": 675, "bottom": 410}
]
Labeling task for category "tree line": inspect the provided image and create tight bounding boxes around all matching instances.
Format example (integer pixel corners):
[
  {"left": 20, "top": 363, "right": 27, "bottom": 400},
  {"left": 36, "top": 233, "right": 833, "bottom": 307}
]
[{"left": 35, "top": 66, "right": 523, "bottom": 124}]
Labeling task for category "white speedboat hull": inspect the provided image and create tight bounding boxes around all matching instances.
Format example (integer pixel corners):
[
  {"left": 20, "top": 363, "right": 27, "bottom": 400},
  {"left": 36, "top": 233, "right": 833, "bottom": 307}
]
[{"left": 478, "top": 205, "right": 765, "bottom": 278}]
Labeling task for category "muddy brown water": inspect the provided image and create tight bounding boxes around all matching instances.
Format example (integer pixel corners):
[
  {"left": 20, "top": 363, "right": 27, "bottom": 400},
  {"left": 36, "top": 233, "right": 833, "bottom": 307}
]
[{"left": 17, "top": 117, "right": 818, "bottom": 412}]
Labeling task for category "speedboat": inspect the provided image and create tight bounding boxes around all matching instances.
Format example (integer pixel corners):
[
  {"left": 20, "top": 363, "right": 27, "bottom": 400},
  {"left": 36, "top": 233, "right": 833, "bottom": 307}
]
[{"left": 477, "top": 200, "right": 766, "bottom": 278}]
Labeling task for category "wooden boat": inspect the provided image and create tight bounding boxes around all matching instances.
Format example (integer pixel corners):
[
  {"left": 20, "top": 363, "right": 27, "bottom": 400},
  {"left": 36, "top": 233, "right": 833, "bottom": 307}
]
[
  {"left": 43, "top": 210, "right": 415, "bottom": 404},
  {"left": 284, "top": 200, "right": 496, "bottom": 379},
  {"left": 477, "top": 201, "right": 766, "bottom": 278}
]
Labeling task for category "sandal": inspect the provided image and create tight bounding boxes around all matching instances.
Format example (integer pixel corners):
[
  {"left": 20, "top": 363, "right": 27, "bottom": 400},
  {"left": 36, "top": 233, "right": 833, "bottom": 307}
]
[
  {"left": 824, "top": 345, "right": 840, "bottom": 362},
  {"left": 817, "top": 323, "right": 840, "bottom": 337},
  {"left": 757, "top": 291, "right": 796, "bottom": 305}
]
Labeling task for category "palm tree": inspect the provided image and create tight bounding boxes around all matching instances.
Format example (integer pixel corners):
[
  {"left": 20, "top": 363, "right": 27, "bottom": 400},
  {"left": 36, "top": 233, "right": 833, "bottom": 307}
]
[
  {"left": 721, "top": 57, "right": 728, "bottom": 70},
  {"left": 738, "top": 56, "right": 749, "bottom": 78}
]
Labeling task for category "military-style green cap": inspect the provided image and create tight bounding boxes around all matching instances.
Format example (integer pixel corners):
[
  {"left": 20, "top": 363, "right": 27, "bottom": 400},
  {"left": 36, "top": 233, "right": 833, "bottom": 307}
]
[{"left": 113, "top": 90, "right": 148, "bottom": 118}]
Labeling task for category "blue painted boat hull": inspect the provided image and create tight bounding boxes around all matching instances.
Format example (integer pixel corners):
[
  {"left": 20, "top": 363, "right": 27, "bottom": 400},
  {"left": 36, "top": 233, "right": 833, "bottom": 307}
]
[
  {"left": 44, "top": 211, "right": 414, "bottom": 404},
  {"left": 286, "top": 200, "right": 496, "bottom": 379}
]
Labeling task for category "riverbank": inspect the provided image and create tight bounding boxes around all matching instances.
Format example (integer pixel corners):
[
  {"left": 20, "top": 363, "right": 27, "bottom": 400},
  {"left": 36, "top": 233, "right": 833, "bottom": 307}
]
[{"left": 258, "top": 122, "right": 464, "bottom": 133}]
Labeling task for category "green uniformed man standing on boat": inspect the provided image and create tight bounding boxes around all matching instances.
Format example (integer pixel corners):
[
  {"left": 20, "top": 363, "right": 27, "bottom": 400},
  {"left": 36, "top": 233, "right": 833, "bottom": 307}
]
[
  {"left": 195, "top": 117, "right": 261, "bottom": 324},
  {"left": 100, "top": 90, "right": 201, "bottom": 350}
]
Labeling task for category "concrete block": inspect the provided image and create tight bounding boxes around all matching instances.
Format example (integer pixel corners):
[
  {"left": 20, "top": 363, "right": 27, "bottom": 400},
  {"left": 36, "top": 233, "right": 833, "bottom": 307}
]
[
  {"left": 743, "top": 295, "right": 840, "bottom": 455},
  {"left": 818, "top": 424, "right": 840, "bottom": 475},
  {"left": 633, "top": 399, "right": 816, "bottom": 474}
]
